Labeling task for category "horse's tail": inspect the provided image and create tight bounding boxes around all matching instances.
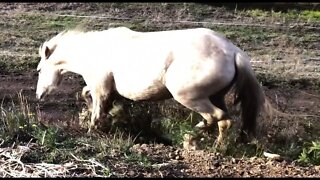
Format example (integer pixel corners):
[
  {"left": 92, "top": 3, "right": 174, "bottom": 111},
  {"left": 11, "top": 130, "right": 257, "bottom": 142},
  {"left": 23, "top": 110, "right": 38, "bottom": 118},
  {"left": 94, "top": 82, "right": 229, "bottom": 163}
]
[{"left": 233, "top": 51, "right": 267, "bottom": 141}]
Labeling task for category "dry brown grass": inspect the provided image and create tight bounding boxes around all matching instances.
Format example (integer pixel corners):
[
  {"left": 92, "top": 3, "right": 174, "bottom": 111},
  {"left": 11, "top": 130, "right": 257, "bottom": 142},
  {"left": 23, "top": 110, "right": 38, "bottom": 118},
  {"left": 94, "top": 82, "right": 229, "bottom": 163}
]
[{"left": 0, "top": 143, "right": 109, "bottom": 177}]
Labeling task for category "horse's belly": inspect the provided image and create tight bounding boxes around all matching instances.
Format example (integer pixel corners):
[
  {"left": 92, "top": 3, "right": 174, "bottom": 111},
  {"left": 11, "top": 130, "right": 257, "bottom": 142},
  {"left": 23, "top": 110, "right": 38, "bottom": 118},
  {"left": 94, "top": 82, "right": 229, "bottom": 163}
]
[
  {"left": 115, "top": 78, "right": 172, "bottom": 101},
  {"left": 112, "top": 53, "right": 173, "bottom": 101}
]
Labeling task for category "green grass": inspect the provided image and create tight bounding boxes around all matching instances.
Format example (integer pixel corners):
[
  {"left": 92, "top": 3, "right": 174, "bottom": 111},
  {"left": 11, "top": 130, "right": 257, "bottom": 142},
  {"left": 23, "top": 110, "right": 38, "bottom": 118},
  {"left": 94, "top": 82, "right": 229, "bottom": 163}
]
[
  {"left": 298, "top": 141, "right": 320, "bottom": 165},
  {"left": 301, "top": 10, "right": 320, "bottom": 21},
  {"left": 225, "top": 141, "right": 265, "bottom": 158},
  {"left": 245, "top": 8, "right": 320, "bottom": 22},
  {"left": 124, "top": 152, "right": 152, "bottom": 168},
  {"left": 247, "top": 9, "right": 270, "bottom": 18},
  {"left": 0, "top": 93, "right": 135, "bottom": 166},
  {"left": 0, "top": 92, "right": 36, "bottom": 143},
  {"left": 15, "top": 13, "right": 80, "bottom": 31},
  {"left": 155, "top": 112, "right": 200, "bottom": 146},
  {"left": 0, "top": 57, "right": 38, "bottom": 74}
]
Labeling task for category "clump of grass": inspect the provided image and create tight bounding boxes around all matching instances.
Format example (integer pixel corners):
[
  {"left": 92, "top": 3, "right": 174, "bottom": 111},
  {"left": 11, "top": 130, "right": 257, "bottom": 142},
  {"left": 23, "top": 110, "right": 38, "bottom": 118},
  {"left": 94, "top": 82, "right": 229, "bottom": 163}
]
[
  {"left": 243, "top": 8, "right": 320, "bottom": 23},
  {"left": 0, "top": 92, "right": 72, "bottom": 162},
  {"left": 247, "top": 9, "right": 269, "bottom": 18},
  {"left": 0, "top": 92, "right": 139, "bottom": 171},
  {"left": 300, "top": 10, "right": 320, "bottom": 21},
  {"left": 298, "top": 141, "right": 320, "bottom": 165},
  {"left": 124, "top": 152, "right": 152, "bottom": 168},
  {"left": 0, "top": 92, "right": 63, "bottom": 146},
  {"left": 95, "top": 129, "right": 137, "bottom": 160},
  {"left": 294, "top": 9, "right": 319, "bottom": 22},
  {"left": 225, "top": 140, "right": 265, "bottom": 158},
  {"left": 155, "top": 112, "right": 200, "bottom": 146},
  {"left": 0, "top": 92, "right": 37, "bottom": 144}
]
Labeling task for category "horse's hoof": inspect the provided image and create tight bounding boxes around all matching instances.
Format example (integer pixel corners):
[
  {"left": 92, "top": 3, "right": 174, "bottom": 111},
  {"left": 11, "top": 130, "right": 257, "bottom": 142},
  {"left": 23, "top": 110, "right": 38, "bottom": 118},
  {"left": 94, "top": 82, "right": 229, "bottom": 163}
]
[
  {"left": 87, "top": 128, "right": 92, "bottom": 134},
  {"left": 195, "top": 121, "right": 206, "bottom": 129},
  {"left": 213, "top": 140, "right": 222, "bottom": 148},
  {"left": 183, "top": 134, "right": 198, "bottom": 150}
]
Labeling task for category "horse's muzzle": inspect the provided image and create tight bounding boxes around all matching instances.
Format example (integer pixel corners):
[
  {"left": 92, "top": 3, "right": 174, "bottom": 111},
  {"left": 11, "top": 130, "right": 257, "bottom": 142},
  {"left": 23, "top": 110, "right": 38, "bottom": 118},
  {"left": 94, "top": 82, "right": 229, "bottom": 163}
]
[
  {"left": 36, "top": 93, "right": 45, "bottom": 101},
  {"left": 36, "top": 87, "right": 50, "bottom": 101},
  {"left": 36, "top": 94, "right": 42, "bottom": 100}
]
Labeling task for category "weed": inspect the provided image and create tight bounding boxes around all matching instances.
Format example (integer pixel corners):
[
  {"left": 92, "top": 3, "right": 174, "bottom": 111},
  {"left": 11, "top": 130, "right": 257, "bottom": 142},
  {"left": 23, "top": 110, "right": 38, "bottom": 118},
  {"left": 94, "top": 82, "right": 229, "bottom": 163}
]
[
  {"left": 247, "top": 9, "right": 269, "bottom": 18},
  {"left": 0, "top": 92, "right": 36, "bottom": 143},
  {"left": 227, "top": 142, "right": 265, "bottom": 158},
  {"left": 298, "top": 141, "right": 320, "bottom": 165},
  {"left": 244, "top": 8, "right": 320, "bottom": 23},
  {"left": 156, "top": 112, "right": 200, "bottom": 146},
  {"left": 124, "top": 152, "right": 152, "bottom": 168},
  {"left": 103, "top": 167, "right": 113, "bottom": 177},
  {"left": 301, "top": 10, "right": 320, "bottom": 21}
]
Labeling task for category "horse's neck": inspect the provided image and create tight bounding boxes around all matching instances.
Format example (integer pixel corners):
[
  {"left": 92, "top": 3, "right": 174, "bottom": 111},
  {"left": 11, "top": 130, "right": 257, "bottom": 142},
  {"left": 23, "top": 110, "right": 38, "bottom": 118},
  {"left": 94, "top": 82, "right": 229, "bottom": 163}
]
[
  {"left": 56, "top": 32, "right": 114, "bottom": 83},
  {"left": 52, "top": 46, "right": 87, "bottom": 75},
  {"left": 57, "top": 48, "right": 110, "bottom": 87}
]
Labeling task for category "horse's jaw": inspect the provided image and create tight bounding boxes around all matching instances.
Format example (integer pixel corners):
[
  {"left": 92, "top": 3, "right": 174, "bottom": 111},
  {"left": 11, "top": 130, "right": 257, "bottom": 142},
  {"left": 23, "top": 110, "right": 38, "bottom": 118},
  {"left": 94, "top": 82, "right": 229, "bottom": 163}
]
[{"left": 36, "top": 85, "right": 56, "bottom": 101}]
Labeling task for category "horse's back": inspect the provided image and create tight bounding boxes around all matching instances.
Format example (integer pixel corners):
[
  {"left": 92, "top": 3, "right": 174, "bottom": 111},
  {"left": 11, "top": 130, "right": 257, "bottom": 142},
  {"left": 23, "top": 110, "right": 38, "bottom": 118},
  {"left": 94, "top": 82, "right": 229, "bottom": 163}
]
[{"left": 105, "top": 27, "right": 238, "bottom": 101}]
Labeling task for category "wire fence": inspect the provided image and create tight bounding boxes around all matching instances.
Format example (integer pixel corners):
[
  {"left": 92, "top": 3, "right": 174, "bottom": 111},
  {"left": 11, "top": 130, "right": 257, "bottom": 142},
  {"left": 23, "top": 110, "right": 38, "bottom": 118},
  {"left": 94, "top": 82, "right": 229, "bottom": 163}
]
[
  {"left": 0, "top": 12, "right": 319, "bottom": 78},
  {"left": 1, "top": 11, "right": 320, "bottom": 30},
  {"left": 28, "top": 12, "right": 320, "bottom": 30}
]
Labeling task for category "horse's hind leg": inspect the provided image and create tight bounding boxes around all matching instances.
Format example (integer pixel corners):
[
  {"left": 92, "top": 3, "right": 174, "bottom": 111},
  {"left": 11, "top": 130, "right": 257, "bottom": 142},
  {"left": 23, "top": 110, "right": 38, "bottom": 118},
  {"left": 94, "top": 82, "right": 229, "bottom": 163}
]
[
  {"left": 194, "top": 83, "right": 234, "bottom": 147},
  {"left": 194, "top": 95, "right": 230, "bottom": 129},
  {"left": 209, "top": 95, "right": 233, "bottom": 146},
  {"left": 175, "top": 97, "right": 232, "bottom": 149},
  {"left": 196, "top": 106, "right": 232, "bottom": 147}
]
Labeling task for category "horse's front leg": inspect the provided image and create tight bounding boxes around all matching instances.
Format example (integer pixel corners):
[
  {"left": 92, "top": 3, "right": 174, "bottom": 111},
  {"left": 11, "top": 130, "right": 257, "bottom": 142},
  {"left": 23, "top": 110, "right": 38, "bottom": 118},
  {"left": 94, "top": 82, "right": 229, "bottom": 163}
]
[
  {"left": 87, "top": 86, "right": 114, "bottom": 134},
  {"left": 82, "top": 86, "right": 92, "bottom": 112},
  {"left": 87, "top": 93, "right": 102, "bottom": 133},
  {"left": 86, "top": 89, "right": 107, "bottom": 133}
]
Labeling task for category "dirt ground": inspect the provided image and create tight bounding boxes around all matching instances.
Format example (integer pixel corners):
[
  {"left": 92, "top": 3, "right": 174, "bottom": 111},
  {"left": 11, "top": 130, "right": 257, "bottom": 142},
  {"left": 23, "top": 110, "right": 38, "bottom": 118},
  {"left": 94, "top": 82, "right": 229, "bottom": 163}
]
[
  {"left": 0, "top": 72, "right": 320, "bottom": 177},
  {"left": 0, "top": 3, "right": 320, "bottom": 177}
]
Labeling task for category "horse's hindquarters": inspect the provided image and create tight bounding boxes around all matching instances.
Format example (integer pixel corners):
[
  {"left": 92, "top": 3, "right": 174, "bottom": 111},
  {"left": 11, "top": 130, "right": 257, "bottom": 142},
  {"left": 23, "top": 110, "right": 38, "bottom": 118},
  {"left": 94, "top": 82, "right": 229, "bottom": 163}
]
[{"left": 165, "top": 55, "right": 235, "bottom": 101}]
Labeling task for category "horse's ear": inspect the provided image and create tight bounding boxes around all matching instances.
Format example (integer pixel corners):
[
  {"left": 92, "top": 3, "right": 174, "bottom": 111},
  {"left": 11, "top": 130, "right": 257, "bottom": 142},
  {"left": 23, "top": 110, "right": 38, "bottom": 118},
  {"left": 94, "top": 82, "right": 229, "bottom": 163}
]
[
  {"left": 45, "top": 46, "right": 52, "bottom": 59},
  {"left": 44, "top": 44, "right": 57, "bottom": 59}
]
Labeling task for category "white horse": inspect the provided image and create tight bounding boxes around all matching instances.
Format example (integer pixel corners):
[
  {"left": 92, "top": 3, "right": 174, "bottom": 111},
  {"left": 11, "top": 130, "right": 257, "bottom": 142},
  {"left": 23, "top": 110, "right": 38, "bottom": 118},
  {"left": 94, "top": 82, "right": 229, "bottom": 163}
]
[{"left": 36, "top": 27, "right": 269, "bottom": 147}]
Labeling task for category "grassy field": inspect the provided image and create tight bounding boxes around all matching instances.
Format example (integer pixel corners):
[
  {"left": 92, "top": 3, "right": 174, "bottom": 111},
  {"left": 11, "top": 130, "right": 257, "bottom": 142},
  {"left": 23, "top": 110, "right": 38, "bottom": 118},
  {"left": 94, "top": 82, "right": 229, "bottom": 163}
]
[{"left": 0, "top": 3, "right": 319, "bottom": 177}]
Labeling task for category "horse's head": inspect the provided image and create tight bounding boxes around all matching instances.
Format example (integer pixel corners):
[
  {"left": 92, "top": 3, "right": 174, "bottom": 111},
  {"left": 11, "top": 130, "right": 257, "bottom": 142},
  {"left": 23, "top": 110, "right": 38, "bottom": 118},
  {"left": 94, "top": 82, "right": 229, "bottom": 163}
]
[{"left": 36, "top": 40, "right": 63, "bottom": 100}]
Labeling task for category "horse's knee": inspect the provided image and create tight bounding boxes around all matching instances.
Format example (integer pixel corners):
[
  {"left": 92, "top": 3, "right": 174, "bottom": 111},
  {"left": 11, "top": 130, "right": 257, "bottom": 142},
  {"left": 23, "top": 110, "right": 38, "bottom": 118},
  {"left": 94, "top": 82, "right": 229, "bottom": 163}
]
[
  {"left": 195, "top": 110, "right": 229, "bottom": 131},
  {"left": 87, "top": 126, "right": 93, "bottom": 134},
  {"left": 82, "top": 86, "right": 90, "bottom": 99},
  {"left": 82, "top": 86, "right": 93, "bottom": 111},
  {"left": 218, "top": 119, "right": 232, "bottom": 131}
]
